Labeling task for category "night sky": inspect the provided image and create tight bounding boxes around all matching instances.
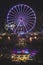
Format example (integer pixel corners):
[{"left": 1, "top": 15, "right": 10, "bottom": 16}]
[{"left": 0, "top": 0, "right": 43, "bottom": 32}]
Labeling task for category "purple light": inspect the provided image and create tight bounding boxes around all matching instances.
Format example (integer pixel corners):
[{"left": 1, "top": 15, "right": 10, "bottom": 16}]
[
  {"left": 30, "top": 50, "right": 38, "bottom": 56},
  {"left": 6, "top": 4, "right": 36, "bottom": 35},
  {"left": 12, "top": 48, "right": 30, "bottom": 54}
]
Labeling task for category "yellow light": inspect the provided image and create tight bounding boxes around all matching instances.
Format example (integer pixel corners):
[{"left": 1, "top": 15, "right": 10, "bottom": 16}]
[
  {"left": 11, "top": 54, "right": 32, "bottom": 62},
  {"left": 11, "top": 56, "right": 14, "bottom": 59},
  {"left": 0, "top": 36, "right": 2, "bottom": 39},
  {"left": 18, "top": 38, "right": 26, "bottom": 46},
  {"left": 19, "top": 38, "right": 25, "bottom": 42},
  {"left": 2, "top": 33, "right": 6, "bottom": 36},
  {"left": 29, "top": 37, "right": 32, "bottom": 42},
  {"left": 34, "top": 36, "right": 37, "bottom": 39},
  {"left": 18, "top": 42, "right": 24, "bottom": 46},
  {"left": 0, "top": 54, "right": 3, "bottom": 57},
  {"left": 34, "top": 32, "right": 38, "bottom": 35},
  {"left": 8, "top": 36, "right": 10, "bottom": 40}
]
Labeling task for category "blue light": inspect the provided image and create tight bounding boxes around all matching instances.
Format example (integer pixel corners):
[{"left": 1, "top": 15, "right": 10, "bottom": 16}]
[
  {"left": 24, "top": 49, "right": 29, "bottom": 54},
  {"left": 13, "top": 48, "right": 30, "bottom": 54},
  {"left": 17, "top": 51, "right": 21, "bottom": 53},
  {"left": 18, "top": 32, "right": 25, "bottom": 36}
]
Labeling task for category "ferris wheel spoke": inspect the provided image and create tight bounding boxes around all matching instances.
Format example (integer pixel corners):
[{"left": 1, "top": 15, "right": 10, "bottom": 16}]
[
  {"left": 26, "top": 17, "right": 35, "bottom": 21},
  {"left": 8, "top": 18, "right": 14, "bottom": 20},
  {"left": 14, "top": 22, "right": 21, "bottom": 32},
  {"left": 26, "top": 17, "right": 36, "bottom": 22},
  {"left": 21, "top": 5, "right": 24, "bottom": 12},
  {"left": 17, "top": 5, "right": 22, "bottom": 13},
  {"left": 23, "top": 22, "right": 28, "bottom": 32},
  {"left": 29, "top": 13, "right": 36, "bottom": 17},
  {"left": 27, "top": 13, "right": 35, "bottom": 18},
  {"left": 26, "top": 8, "right": 31, "bottom": 14},
  {"left": 10, "top": 9, "right": 17, "bottom": 15},
  {"left": 28, "top": 16, "right": 36, "bottom": 20},
  {"left": 24, "top": 8, "right": 28, "bottom": 13},
  {"left": 27, "top": 23, "right": 33, "bottom": 28},
  {"left": 7, "top": 20, "right": 14, "bottom": 23},
  {"left": 25, "top": 7, "right": 30, "bottom": 13},
  {"left": 23, "top": 5, "right": 28, "bottom": 13},
  {"left": 8, "top": 14, "right": 15, "bottom": 17},
  {"left": 20, "top": 4, "right": 23, "bottom": 12},
  {"left": 26, "top": 24, "right": 30, "bottom": 30},
  {"left": 15, "top": 6, "right": 19, "bottom": 13},
  {"left": 9, "top": 12, "right": 15, "bottom": 15},
  {"left": 27, "top": 21, "right": 34, "bottom": 25},
  {"left": 10, "top": 8, "right": 16, "bottom": 14},
  {"left": 26, "top": 14, "right": 35, "bottom": 19},
  {"left": 23, "top": 5, "right": 26, "bottom": 13},
  {"left": 12, "top": 8, "right": 17, "bottom": 14},
  {"left": 17, "top": 5, "right": 20, "bottom": 12},
  {"left": 7, "top": 17, "right": 14, "bottom": 19},
  {"left": 26, "top": 11, "right": 34, "bottom": 16}
]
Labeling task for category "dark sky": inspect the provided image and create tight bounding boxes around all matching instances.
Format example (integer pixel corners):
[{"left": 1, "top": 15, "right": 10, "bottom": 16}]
[{"left": 0, "top": 0, "right": 43, "bottom": 32}]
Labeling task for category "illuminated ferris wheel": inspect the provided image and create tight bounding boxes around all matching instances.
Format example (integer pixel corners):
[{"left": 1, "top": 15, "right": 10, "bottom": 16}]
[{"left": 6, "top": 4, "right": 36, "bottom": 35}]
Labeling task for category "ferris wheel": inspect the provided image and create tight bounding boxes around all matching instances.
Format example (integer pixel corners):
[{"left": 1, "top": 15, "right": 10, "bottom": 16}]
[{"left": 6, "top": 4, "right": 36, "bottom": 35}]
